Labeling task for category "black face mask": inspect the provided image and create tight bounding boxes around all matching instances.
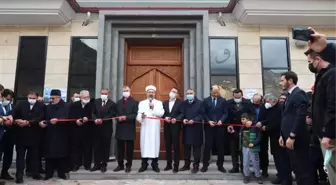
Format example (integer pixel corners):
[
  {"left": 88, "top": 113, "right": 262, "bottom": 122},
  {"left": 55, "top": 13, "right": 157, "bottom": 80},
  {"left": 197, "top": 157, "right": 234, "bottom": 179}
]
[{"left": 308, "top": 63, "right": 318, "bottom": 74}]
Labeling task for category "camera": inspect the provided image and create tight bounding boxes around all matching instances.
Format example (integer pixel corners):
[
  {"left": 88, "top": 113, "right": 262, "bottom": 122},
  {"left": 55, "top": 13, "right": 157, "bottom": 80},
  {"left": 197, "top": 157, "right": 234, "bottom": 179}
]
[{"left": 292, "top": 27, "right": 315, "bottom": 42}]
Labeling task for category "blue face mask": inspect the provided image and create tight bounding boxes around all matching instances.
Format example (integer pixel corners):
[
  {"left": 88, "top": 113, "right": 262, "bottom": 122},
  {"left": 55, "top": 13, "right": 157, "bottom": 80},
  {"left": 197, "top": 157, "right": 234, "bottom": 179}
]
[{"left": 186, "top": 94, "right": 194, "bottom": 101}]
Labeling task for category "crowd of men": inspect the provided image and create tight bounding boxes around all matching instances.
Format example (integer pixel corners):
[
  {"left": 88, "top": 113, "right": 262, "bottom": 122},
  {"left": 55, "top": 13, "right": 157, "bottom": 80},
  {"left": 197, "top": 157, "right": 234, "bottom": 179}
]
[{"left": 0, "top": 28, "right": 334, "bottom": 185}]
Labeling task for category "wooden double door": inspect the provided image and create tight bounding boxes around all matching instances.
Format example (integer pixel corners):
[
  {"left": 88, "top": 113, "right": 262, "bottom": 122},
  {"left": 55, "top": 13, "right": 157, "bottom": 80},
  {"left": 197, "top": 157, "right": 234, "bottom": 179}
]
[{"left": 124, "top": 39, "right": 184, "bottom": 159}]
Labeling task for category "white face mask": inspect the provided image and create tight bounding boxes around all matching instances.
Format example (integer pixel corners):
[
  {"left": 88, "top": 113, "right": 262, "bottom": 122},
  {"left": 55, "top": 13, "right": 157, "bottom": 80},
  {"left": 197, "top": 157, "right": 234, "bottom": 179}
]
[
  {"left": 265, "top": 102, "right": 273, "bottom": 109},
  {"left": 2, "top": 100, "right": 10, "bottom": 106},
  {"left": 123, "top": 92, "right": 130, "bottom": 98},
  {"left": 82, "top": 99, "right": 90, "bottom": 104},
  {"left": 28, "top": 99, "right": 36, "bottom": 105},
  {"left": 234, "top": 98, "right": 242, "bottom": 103},
  {"left": 169, "top": 92, "right": 176, "bottom": 99},
  {"left": 101, "top": 95, "right": 108, "bottom": 101},
  {"left": 74, "top": 97, "right": 80, "bottom": 102}
]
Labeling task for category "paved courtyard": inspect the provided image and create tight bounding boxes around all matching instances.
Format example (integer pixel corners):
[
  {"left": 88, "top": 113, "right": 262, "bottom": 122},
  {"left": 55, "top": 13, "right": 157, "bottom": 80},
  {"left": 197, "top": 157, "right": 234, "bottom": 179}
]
[{"left": 4, "top": 179, "right": 274, "bottom": 185}]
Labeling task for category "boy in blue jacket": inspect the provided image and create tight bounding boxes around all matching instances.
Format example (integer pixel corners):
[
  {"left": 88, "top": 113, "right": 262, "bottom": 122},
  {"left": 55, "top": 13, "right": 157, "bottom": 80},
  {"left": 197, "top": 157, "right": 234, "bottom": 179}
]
[{"left": 240, "top": 113, "right": 262, "bottom": 184}]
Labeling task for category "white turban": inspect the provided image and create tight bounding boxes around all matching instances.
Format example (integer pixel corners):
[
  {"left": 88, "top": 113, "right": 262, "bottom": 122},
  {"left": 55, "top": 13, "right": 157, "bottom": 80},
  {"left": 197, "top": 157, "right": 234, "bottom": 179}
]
[{"left": 145, "top": 85, "right": 156, "bottom": 92}]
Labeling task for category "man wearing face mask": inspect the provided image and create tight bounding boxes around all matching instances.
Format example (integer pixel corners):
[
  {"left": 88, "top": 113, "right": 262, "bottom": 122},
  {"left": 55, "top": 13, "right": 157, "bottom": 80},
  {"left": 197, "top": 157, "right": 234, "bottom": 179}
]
[
  {"left": 71, "top": 93, "right": 80, "bottom": 103},
  {"left": 162, "top": 87, "right": 183, "bottom": 173},
  {"left": 305, "top": 28, "right": 335, "bottom": 185},
  {"left": 226, "top": 89, "right": 255, "bottom": 174},
  {"left": 179, "top": 89, "right": 204, "bottom": 174},
  {"left": 114, "top": 86, "right": 138, "bottom": 173},
  {"left": 0, "top": 89, "right": 15, "bottom": 180},
  {"left": 258, "top": 93, "right": 290, "bottom": 184},
  {"left": 39, "top": 89, "right": 70, "bottom": 180},
  {"left": 91, "top": 89, "right": 117, "bottom": 173},
  {"left": 136, "top": 85, "right": 164, "bottom": 173},
  {"left": 13, "top": 91, "right": 45, "bottom": 183},
  {"left": 201, "top": 85, "right": 228, "bottom": 173},
  {"left": 69, "top": 90, "right": 93, "bottom": 172}
]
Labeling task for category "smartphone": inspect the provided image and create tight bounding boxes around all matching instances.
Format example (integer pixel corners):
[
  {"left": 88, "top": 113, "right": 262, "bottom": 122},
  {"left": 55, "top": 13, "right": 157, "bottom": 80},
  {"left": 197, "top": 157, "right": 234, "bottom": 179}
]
[{"left": 292, "top": 27, "right": 314, "bottom": 42}]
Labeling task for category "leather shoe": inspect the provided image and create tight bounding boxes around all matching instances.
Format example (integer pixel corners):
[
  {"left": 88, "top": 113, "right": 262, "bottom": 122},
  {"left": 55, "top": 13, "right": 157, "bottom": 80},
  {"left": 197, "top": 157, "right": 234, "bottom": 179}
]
[
  {"left": 228, "top": 168, "right": 239, "bottom": 173},
  {"left": 125, "top": 166, "right": 131, "bottom": 173},
  {"left": 15, "top": 178, "right": 23, "bottom": 184},
  {"left": 113, "top": 166, "right": 124, "bottom": 172},
  {"left": 100, "top": 166, "right": 107, "bottom": 173},
  {"left": 191, "top": 166, "right": 199, "bottom": 173},
  {"left": 138, "top": 166, "right": 147, "bottom": 173},
  {"left": 152, "top": 166, "right": 160, "bottom": 173},
  {"left": 0, "top": 172, "right": 13, "bottom": 180},
  {"left": 200, "top": 166, "right": 208, "bottom": 173},
  {"left": 179, "top": 165, "right": 190, "bottom": 171},
  {"left": 164, "top": 165, "right": 172, "bottom": 171},
  {"left": 84, "top": 166, "right": 91, "bottom": 171},
  {"left": 0, "top": 180, "right": 6, "bottom": 185},
  {"left": 72, "top": 166, "right": 79, "bottom": 172},
  {"left": 173, "top": 168, "right": 178, "bottom": 173},
  {"left": 271, "top": 178, "right": 282, "bottom": 184},
  {"left": 218, "top": 166, "right": 226, "bottom": 173},
  {"left": 90, "top": 165, "right": 101, "bottom": 172},
  {"left": 32, "top": 175, "right": 43, "bottom": 180}
]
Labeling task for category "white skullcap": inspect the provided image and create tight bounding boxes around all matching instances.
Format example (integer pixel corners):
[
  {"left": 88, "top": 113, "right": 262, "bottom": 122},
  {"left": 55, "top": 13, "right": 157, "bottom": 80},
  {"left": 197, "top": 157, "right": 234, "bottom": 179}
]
[{"left": 145, "top": 85, "right": 156, "bottom": 92}]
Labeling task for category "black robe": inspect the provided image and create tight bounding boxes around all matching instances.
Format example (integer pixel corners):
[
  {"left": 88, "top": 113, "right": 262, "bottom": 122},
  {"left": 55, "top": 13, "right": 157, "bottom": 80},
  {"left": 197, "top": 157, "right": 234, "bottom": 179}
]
[{"left": 43, "top": 100, "right": 70, "bottom": 158}]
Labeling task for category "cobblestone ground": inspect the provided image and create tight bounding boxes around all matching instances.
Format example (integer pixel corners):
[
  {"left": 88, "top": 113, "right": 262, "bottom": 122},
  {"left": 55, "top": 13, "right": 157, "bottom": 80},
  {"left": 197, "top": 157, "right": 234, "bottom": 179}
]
[{"left": 5, "top": 179, "right": 274, "bottom": 185}]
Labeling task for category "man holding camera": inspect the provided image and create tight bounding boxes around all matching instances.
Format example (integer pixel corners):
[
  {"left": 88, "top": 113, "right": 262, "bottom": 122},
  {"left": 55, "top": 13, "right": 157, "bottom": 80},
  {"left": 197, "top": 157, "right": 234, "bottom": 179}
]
[{"left": 304, "top": 28, "right": 335, "bottom": 185}]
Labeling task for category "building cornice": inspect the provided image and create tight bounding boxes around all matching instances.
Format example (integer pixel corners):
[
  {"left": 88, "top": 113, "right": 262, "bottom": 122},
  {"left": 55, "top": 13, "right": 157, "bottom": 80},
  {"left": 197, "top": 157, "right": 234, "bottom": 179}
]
[
  {"left": 0, "top": 0, "right": 74, "bottom": 25},
  {"left": 233, "top": 0, "right": 336, "bottom": 26}
]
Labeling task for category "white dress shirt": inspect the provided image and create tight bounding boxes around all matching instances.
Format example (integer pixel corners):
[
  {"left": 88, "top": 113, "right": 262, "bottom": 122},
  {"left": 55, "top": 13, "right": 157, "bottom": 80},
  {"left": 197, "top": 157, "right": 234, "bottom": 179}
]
[{"left": 169, "top": 99, "right": 176, "bottom": 112}]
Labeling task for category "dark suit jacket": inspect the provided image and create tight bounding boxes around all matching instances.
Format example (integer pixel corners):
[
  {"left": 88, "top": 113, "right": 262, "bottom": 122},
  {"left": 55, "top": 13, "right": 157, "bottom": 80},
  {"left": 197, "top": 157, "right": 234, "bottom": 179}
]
[
  {"left": 115, "top": 97, "right": 138, "bottom": 141},
  {"left": 227, "top": 98, "right": 255, "bottom": 131},
  {"left": 92, "top": 98, "right": 117, "bottom": 136},
  {"left": 281, "top": 87, "right": 310, "bottom": 147},
  {"left": 162, "top": 99, "right": 184, "bottom": 132},
  {"left": 13, "top": 101, "right": 45, "bottom": 146},
  {"left": 202, "top": 96, "right": 228, "bottom": 127},
  {"left": 69, "top": 101, "right": 94, "bottom": 142}
]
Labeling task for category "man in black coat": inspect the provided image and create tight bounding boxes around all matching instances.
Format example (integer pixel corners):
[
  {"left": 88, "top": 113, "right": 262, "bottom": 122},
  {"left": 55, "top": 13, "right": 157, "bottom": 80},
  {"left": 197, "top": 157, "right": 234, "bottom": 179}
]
[
  {"left": 39, "top": 89, "right": 70, "bottom": 180},
  {"left": 279, "top": 71, "right": 314, "bottom": 185},
  {"left": 305, "top": 28, "right": 335, "bottom": 185},
  {"left": 201, "top": 85, "right": 228, "bottom": 173},
  {"left": 69, "top": 90, "right": 93, "bottom": 171},
  {"left": 258, "top": 93, "right": 291, "bottom": 184},
  {"left": 13, "top": 91, "right": 44, "bottom": 183},
  {"left": 226, "top": 89, "right": 255, "bottom": 173},
  {"left": 113, "top": 86, "right": 138, "bottom": 173},
  {"left": 162, "top": 87, "right": 183, "bottom": 173},
  {"left": 179, "top": 88, "right": 204, "bottom": 174},
  {"left": 91, "top": 88, "right": 117, "bottom": 173}
]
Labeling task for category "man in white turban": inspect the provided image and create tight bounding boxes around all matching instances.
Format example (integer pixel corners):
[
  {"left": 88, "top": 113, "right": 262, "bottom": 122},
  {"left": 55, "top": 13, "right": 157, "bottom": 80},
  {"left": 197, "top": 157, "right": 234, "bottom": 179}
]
[{"left": 136, "top": 85, "right": 164, "bottom": 173}]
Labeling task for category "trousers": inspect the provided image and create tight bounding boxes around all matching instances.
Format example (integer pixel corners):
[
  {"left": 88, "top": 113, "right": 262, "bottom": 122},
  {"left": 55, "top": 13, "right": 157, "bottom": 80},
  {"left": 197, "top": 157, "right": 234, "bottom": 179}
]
[
  {"left": 117, "top": 139, "right": 134, "bottom": 167},
  {"left": 16, "top": 145, "right": 39, "bottom": 178},
  {"left": 242, "top": 147, "right": 261, "bottom": 177},
  {"left": 183, "top": 144, "right": 201, "bottom": 166},
  {"left": 203, "top": 127, "right": 225, "bottom": 167},
  {"left": 45, "top": 157, "right": 67, "bottom": 178}
]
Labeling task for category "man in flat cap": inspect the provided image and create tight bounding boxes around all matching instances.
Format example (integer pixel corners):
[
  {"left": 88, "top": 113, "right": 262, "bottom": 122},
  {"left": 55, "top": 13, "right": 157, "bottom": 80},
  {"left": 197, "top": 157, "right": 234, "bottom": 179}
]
[
  {"left": 39, "top": 89, "right": 70, "bottom": 180},
  {"left": 136, "top": 85, "right": 164, "bottom": 173}
]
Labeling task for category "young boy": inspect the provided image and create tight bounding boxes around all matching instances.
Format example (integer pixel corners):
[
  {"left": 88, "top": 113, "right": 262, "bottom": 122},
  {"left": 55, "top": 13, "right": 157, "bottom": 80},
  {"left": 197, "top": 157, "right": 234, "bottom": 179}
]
[{"left": 240, "top": 113, "right": 262, "bottom": 184}]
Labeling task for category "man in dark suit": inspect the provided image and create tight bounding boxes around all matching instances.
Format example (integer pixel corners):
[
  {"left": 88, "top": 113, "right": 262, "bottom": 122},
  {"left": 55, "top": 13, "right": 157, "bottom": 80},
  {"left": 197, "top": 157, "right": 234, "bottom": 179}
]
[
  {"left": 179, "top": 88, "right": 204, "bottom": 174},
  {"left": 13, "top": 91, "right": 45, "bottom": 183},
  {"left": 0, "top": 89, "right": 15, "bottom": 180},
  {"left": 279, "top": 71, "right": 314, "bottom": 185},
  {"left": 226, "top": 89, "right": 255, "bottom": 173},
  {"left": 69, "top": 90, "right": 93, "bottom": 171},
  {"left": 162, "top": 87, "right": 183, "bottom": 173},
  {"left": 201, "top": 85, "right": 228, "bottom": 173},
  {"left": 113, "top": 86, "right": 138, "bottom": 173},
  {"left": 91, "top": 88, "right": 117, "bottom": 173}
]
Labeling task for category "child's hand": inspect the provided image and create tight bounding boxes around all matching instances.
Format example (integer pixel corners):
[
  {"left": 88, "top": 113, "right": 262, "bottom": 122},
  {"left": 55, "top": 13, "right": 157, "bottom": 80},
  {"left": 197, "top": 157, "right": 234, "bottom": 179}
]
[{"left": 248, "top": 143, "right": 254, "bottom": 148}]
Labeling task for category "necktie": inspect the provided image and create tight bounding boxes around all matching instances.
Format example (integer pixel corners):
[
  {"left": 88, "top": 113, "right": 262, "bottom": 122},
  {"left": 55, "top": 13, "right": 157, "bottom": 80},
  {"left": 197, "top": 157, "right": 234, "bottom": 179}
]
[
  {"left": 212, "top": 98, "right": 216, "bottom": 107},
  {"left": 102, "top": 101, "right": 106, "bottom": 106}
]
